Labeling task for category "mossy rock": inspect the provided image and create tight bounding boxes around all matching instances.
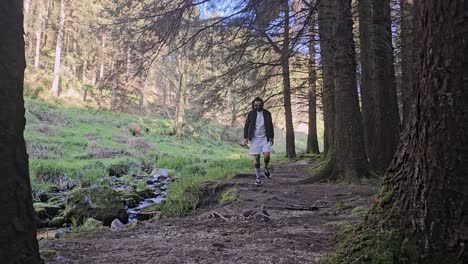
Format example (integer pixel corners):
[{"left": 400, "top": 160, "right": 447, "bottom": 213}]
[
  {"left": 122, "top": 189, "right": 142, "bottom": 208},
  {"left": 35, "top": 207, "right": 48, "bottom": 220},
  {"left": 136, "top": 188, "right": 154, "bottom": 199},
  {"left": 41, "top": 249, "right": 58, "bottom": 259},
  {"left": 49, "top": 216, "right": 65, "bottom": 228},
  {"left": 139, "top": 203, "right": 161, "bottom": 213},
  {"left": 64, "top": 186, "right": 128, "bottom": 226},
  {"left": 33, "top": 202, "right": 61, "bottom": 218}
]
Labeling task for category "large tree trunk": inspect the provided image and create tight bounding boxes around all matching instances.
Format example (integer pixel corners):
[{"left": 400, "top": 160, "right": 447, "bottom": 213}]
[
  {"left": 400, "top": 0, "right": 415, "bottom": 126},
  {"left": 281, "top": 0, "right": 296, "bottom": 158},
  {"left": 389, "top": 1, "right": 468, "bottom": 259},
  {"left": 328, "top": 2, "right": 468, "bottom": 262},
  {"left": 370, "top": 0, "right": 400, "bottom": 172},
  {"left": 0, "top": 0, "right": 41, "bottom": 262},
  {"left": 327, "top": 0, "right": 369, "bottom": 181},
  {"left": 317, "top": 0, "right": 336, "bottom": 157},
  {"left": 51, "top": 0, "right": 65, "bottom": 96},
  {"left": 358, "top": 0, "right": 376, "bottom": 164},
  {"left": 34, "top": 0, "right": 43, "bottom": 71},
  {"left": 306, "top": 23, "right": 320, "bottom": 154}
]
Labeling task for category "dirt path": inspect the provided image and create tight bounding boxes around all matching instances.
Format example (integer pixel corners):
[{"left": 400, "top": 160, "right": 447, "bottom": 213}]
[{"left": 40, "top": 159, "right": 378, "bottom": 264}]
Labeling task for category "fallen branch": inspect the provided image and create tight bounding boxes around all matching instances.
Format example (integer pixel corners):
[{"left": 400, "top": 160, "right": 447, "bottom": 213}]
[{"left": 264, "top": 205, "right": 319, "bottom": 211}]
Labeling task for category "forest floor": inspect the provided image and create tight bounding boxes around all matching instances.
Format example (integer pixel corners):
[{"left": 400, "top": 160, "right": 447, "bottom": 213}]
[{"left": 39, "top": 158, "right": 378, "bottom": 264}]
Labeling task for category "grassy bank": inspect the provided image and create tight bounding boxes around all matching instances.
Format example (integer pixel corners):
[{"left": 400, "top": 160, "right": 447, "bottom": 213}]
[{"left": 25, "top": 98, "right": 250, "bottom": 194}]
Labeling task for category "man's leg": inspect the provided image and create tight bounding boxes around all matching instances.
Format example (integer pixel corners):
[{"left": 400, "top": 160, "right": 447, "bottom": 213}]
[
  {"left": 254, "top": 155, "right": 261, "bottom": 183},
  {"left": 263, "top": 152, "right": 271, "bottom": 178}
]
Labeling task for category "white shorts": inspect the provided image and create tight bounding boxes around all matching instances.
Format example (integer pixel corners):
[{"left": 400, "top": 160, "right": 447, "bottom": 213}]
[{"left": 249, "top": 137, "right": 272, "bottom": 155}]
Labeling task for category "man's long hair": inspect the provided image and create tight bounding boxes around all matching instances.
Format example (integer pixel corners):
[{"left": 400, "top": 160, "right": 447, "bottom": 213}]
[{"left": 251, "top": 97, "right": 264, "bottom": 110}]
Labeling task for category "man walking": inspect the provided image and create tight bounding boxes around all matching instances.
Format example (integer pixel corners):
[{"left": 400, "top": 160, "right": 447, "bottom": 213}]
[{"left": 244, "top": 97, "right": 274, "bottom": 186}]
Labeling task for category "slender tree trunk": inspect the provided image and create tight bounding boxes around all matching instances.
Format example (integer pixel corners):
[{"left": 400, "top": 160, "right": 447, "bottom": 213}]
[
  {"left": 0, "top": 1, "right": 41, "bottom": 262},
  {"left": 82, "top": 48, "right": 88, "bottom": 102},
  {"left": 51, "top": 0, "right": 65, "bottom": 96},
  {"left": 358, "top": 0, "right": 376, "bottom": 163},
  {"left": 34, "top": 0, "right": 43, "bottom": 70},
  {"left": 371, "top": 0, "right": 400, "bottom": 171},
  {"left": 24, "top": 0, "right": 32, "bottom": 57},
  {"left": 317, "top": 0, "right": 336, "bottom": 157},
  {"left": 281, "top": 0, "right": 296, "bottom": 158},
  {"left": 306, "top": 22, "right": 320, "bottom": 154},
  {"left": 23, "top": 0, "right": 31, "bottom": 34},
  {"left": 140, "top": 78, "right": 146, "bottom": 114},
  {"left": 91, "top": 64, "right": 97, "bottom": 87},
  {"left": 91, "top": 54, "right": 97, "bottom": 87},
  {"left": 228, "top": 85, "right": 237, "bottom": 126},
  {"left": 72, "top": 41, "right": 77, "bottom": 77},
  {"left": 175, "top": 74, "right": 186, "bottom": 138},
  {"left": 126, "top": 47, "right": 131, "bottom": 84},
  {"left": 42, "top": 0, "right": 52, "bottom": 49},
  {"left": 328, "top": 0, "right": 369, "bottom": 181},
  {"left": 99, "top": 32, "right": 106, "bottom": 81},
  {"left": 110, "top": 59, "right": 118, "bottom": 112},
  {"left": 400, "top": 0, "right": 415, "bottom": 126}
]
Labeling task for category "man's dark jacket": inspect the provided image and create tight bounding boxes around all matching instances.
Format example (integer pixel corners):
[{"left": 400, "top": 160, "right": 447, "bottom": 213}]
[{"left": 243, "top": 110, "right": 274, "bottom": 142}]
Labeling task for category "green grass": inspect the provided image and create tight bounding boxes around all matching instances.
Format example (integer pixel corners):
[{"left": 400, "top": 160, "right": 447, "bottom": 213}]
[
  {"left": 160, "top": 157, "right": 253, "bottom": 217},
  {"left": 159, "top": 155, "right": 287, "bottom": 218},
  {"left": 220, "top": 188, "right": 240, "bottom": 204},
  {"left": 25, "top": 98, "right": 249, "bottom": 194}
]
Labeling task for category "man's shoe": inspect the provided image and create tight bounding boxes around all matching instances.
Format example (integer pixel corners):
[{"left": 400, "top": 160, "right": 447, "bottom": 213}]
[
  {"left": 264, "top": 167, "right": 271, "bottom": 178},
  {"left": 255, "top": 179, "right": 262, "bottom": 186}
]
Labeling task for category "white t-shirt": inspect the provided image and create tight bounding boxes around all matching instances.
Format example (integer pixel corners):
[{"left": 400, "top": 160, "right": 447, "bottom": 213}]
[{"left": 254, "top": 111, "right": 266, "bottom": 139}]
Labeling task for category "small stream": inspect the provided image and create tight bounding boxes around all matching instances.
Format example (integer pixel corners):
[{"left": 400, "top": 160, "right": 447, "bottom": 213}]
[
  {"left": 122, "top": 168, "right": 170, "bottom": 223},
  {"left": 36, "top": 168, "right": 171, "bottom": 239}
]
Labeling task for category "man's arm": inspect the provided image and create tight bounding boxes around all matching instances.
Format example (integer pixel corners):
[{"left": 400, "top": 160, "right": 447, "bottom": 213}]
[
  {"left": 268, "top": 111, "right": 274, "bottom": 145},
  {"left": 243, "top": 112, "right": 250, "bottom": 144}
]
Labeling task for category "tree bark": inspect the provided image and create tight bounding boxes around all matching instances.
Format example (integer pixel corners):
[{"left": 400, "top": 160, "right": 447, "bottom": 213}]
[
  {"left": 358, "top": 0, "right": 376, "bottom": 164},
  {"left": 389, "top": 1, "right": 468, "bottom": 259},
  {"left": 51, "top": 0, "right": 65, "bottom": 96},
  {"left": 306, "top": 23, "right": 320, "bottom": 154},
  {"left": 370, "top": 0, "right": 400, "bottom": 172},
  {"left": 281, "top": 0, "right": 296, "bottom": 158},
  {"left": 330, "top": 0, "right": 369, "bottom": 180},
  {"left": 400, "top": 0, "right": 415, "bottom": 126},
  {"left": 317, "top": 0, "right": 336, "bottom": 157},
  {"left": 0, "top": 0, "right": 41, "bottom": 262}
]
